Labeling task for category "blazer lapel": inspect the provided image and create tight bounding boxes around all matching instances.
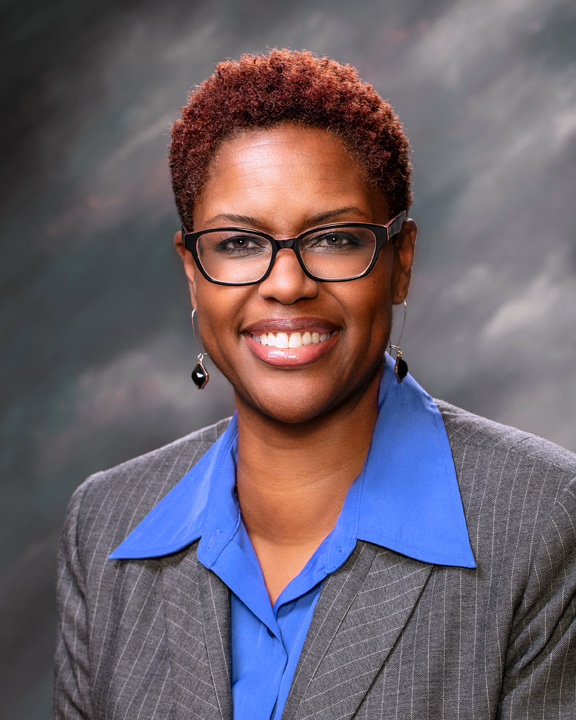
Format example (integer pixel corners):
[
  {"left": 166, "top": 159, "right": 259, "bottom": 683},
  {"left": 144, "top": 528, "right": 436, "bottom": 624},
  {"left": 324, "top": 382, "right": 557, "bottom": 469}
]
[
  {"left": 197, "top": 560, "right": 233, "bottom": 719},
  {"left": 282, "top": 541, "right": 433, "bottom": 720},
  {"left": 161, "top": 543, "right": 232, "bottom": 720}
]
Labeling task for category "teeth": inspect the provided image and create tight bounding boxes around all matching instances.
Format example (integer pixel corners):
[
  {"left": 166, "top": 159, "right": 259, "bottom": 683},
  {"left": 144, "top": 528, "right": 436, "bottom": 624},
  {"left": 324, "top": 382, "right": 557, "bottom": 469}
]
[{"left": 255, "top": 331, "right": 333, "bottom": 346}]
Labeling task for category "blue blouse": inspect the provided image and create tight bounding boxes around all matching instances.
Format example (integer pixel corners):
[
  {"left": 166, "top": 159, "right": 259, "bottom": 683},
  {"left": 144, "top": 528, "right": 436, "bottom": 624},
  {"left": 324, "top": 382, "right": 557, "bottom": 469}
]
[{"left": 110, "top": 354, "right": 475, "bottom": 719}]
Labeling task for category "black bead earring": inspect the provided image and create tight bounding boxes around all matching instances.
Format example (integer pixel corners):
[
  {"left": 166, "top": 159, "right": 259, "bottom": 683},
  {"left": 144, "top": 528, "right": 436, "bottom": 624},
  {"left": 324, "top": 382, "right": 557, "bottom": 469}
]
[
  {"left": 390, "top": 297, "right": 408, "bottom": 383},
  {"left": 191, "top": 308, "right": 209, "bottom": 389}
]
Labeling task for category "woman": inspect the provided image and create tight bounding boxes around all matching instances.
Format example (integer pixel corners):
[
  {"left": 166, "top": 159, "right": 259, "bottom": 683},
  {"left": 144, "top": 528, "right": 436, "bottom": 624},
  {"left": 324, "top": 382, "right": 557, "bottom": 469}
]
[{"left": 53, "top": 50, "right": 576, "bottom": 719}]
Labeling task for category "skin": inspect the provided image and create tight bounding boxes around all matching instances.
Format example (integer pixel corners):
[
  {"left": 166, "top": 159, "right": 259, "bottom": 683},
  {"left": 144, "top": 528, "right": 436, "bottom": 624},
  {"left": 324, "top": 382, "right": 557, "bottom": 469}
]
[{"left": 175, "top": 123, "right": 416, "bottom": 602}]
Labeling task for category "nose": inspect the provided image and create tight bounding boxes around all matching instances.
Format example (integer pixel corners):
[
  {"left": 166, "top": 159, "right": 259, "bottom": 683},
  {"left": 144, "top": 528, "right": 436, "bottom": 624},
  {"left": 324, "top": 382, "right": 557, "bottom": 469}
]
[{"left": 258, "top": 248, "right": 319, "bottom": 304}]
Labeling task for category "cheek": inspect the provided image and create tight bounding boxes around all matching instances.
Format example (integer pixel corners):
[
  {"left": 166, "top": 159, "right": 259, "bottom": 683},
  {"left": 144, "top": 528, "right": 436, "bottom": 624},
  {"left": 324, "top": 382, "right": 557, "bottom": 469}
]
[
  {"left": 194, "top": 284, "right": 246, "bottom": 349},
  {"left": 341, "top": 268, "right": 393, "bottom": 324},
  {"left": 194, "top": 285, "right": 223, "bottom": 344},
  {"left": 346, "top": 277, "right": 394, "bottom": 348}
]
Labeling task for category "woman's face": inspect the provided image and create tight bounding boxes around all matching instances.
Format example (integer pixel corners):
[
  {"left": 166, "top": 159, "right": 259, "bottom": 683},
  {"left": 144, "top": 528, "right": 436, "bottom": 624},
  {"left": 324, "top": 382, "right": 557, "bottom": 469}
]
[{"left": 176, "top": 124, "right": 416, "bottom": 424}]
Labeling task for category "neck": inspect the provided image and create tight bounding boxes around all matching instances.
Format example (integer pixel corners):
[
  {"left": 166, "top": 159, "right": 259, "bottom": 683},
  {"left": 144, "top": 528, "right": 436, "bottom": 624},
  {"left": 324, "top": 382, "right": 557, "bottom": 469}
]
[{"left": 234, "top": 366, "right": 382, "bottom": 601}]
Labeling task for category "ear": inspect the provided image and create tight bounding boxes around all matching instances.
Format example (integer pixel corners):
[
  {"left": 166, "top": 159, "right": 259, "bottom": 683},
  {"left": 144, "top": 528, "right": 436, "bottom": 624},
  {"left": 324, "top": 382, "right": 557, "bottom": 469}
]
[
  {"left": 174, "top": 230, "right": 198, "bottom": 308},
  {"left": 391, "top": 219, "right": 417, "bottom": 304}
]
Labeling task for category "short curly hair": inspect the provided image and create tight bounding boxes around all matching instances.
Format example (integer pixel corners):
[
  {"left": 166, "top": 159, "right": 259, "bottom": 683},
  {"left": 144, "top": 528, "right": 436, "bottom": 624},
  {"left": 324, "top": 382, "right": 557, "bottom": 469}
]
[{"left": 170, "top": 49, "right": 412, "bottom": 230}]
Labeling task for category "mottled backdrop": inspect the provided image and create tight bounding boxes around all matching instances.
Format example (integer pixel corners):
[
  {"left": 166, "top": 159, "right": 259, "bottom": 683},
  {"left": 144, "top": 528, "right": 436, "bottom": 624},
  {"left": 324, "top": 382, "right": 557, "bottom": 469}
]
[{"left": 1, "top": 0, "right": 575, "bottom": 716}]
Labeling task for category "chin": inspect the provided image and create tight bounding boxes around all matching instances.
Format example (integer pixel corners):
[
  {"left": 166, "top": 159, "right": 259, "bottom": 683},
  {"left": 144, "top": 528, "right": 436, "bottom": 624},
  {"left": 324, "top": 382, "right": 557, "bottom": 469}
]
[
  {"left": 226, "top": 357, "right": 385, "bottom": 426},
  {"left": 264, "top": 405, "right": 327, "bottom": 426},
  {"left": 233, "top": 385, "right": 337, "bottom": 426}
]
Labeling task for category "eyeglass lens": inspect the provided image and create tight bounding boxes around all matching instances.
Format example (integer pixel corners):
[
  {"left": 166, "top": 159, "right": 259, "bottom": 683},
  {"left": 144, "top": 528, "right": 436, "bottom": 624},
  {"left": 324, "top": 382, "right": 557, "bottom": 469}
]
[{"left": 196, "top": 226, "right": 378, "bottom": 283}]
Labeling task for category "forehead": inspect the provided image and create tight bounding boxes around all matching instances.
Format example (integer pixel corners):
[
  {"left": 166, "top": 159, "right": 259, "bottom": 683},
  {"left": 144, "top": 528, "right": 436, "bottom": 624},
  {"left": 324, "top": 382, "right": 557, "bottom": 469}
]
[
  {"left": 194, "top": 124, "right": 389, "bottom": 231},
  {"left": 210, "top": 123, "right": 363, "bottom": 174}
]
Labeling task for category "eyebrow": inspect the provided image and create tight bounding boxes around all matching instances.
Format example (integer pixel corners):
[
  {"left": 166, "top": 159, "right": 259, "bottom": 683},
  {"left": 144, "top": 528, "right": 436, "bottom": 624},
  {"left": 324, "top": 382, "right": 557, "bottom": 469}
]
[{"left": 204, "top": 206, "right": 370, "bottom": 228}]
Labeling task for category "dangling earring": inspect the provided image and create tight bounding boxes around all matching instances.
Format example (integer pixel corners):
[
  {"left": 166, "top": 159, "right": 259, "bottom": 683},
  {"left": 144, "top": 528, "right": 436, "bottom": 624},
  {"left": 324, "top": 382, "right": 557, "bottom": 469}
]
[
  {"left": 190, "top": 308, "right": 209, "bottom": 389},
  {"left": 389, "top": 297, "right": 408, "bottom": 383}
]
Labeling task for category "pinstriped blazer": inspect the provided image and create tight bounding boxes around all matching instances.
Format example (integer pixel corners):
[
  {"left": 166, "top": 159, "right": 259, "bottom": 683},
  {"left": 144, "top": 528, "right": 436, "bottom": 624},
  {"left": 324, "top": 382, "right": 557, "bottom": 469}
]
[{"left": 52, "top": 401, "right": 576, "bottom": 719}]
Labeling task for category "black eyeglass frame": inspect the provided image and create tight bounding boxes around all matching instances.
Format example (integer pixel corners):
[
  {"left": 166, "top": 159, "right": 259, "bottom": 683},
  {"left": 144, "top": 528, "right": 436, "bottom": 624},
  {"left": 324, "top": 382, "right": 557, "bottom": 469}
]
[{"left": 182, "top": 210, "right": 407, "bottom": 286}]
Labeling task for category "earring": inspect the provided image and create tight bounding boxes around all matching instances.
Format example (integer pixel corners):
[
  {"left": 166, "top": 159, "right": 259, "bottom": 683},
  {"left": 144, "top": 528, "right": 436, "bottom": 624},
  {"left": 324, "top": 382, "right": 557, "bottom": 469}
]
[
  {"left": 389, "top": 297, "right": 408, "bottom": 383},
  {"left": 190, "top": 308, "right": 209, "bottom": 389}
]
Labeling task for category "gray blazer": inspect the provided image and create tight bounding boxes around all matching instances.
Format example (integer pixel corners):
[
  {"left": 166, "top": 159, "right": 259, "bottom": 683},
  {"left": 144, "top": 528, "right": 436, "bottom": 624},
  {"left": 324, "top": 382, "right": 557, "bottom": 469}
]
[{"left": 53, "top": 401, "right": 576, "bottom": 719}]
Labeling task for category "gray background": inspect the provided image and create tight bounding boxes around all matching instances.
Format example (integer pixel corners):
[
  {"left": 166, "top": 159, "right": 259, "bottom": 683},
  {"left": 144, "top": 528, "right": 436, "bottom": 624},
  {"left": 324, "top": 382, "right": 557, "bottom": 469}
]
[{"left": 1, "top": 0, "right": 575, "bottom": 717}]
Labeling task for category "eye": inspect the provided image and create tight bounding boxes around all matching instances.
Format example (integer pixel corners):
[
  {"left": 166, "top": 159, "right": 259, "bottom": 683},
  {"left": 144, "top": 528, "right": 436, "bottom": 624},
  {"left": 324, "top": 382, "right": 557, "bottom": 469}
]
[
  {"left": 319, "top": 232, "right": 354, "bottom": 247},
  {"left": 212, "top": 233, "right": 269, "bottom": 255},
  {"left": 303, "top": 229, "right": 367, "bottom": 253}
]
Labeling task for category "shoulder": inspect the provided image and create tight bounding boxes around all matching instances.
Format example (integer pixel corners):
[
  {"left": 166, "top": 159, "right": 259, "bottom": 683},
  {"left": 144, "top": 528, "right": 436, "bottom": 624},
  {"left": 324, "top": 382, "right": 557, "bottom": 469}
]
[
  {"left": 64, "top": 417, "right": 231, "bottom": 557},
  {"left": 436, "top": 398, "right": 576, "bottom": 476},
  {"left": 435, "top": 399, "right": 576, "bottom": 559}
]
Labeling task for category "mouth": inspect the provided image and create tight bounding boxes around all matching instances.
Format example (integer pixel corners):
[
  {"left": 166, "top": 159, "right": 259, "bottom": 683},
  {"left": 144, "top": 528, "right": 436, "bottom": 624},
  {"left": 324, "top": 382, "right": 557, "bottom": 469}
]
[
  {"left": 242, "top": 318, "right": 340, "bottom": 367},
  {"left": 251, "top": 330, "right": 335, "bottom": 348}
]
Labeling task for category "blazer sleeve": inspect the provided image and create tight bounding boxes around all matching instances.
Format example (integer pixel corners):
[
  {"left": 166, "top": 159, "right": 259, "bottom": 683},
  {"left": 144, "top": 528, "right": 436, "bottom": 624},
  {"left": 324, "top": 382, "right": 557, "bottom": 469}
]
[
  {"left": 52, "top": 481, "right": 95, "bottom": 720},
  {"left": 499, "top": 477, "right": 576, "bottom": 719}
]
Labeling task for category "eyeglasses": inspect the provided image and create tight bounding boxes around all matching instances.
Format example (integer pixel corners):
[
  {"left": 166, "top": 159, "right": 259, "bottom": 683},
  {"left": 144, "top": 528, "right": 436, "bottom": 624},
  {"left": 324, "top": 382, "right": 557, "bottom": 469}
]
[{"left": 182, "top": 211, "right": 406, "bottom": 286}]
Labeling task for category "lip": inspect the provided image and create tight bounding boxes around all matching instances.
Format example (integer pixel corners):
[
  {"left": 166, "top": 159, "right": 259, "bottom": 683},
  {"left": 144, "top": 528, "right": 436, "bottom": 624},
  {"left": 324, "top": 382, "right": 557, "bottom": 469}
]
[
  {"left": 243, "top": 316, "right": 339, "bottom": 336},
  {"left": 243, "top": 329, "right": 340, "bottom": 367}
]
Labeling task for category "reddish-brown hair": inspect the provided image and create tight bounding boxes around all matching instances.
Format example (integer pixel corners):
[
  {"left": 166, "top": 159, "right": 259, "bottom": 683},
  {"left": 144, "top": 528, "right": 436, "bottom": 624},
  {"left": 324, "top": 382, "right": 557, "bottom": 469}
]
[{"left": 170, "top": 49, "right": 412, "bottom": 230}]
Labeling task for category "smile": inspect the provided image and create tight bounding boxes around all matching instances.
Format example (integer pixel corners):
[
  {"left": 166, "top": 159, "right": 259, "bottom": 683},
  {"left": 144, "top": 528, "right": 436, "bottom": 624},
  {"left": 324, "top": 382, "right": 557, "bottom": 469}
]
[
  {"left": 243, "top": 325, "right": 339, "bottom": 368},
  {"left": 252, "top": 331, "right": 335, "bottom": 348}
]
